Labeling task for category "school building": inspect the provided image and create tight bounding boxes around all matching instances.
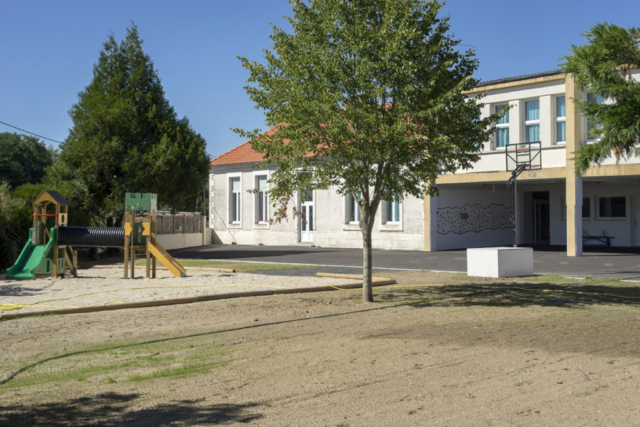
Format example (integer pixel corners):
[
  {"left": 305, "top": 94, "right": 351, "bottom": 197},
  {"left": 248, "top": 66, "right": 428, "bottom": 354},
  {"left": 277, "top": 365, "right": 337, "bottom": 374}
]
[{"left": 209, "top": 69, "right": 640, "bottom": 256}]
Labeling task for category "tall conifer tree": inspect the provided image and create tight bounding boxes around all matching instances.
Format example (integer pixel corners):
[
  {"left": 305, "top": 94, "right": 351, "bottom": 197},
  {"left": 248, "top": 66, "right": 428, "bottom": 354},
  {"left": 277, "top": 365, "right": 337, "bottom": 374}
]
[{"left": 50, "top": 24, "right": 209, "bottom": 225}]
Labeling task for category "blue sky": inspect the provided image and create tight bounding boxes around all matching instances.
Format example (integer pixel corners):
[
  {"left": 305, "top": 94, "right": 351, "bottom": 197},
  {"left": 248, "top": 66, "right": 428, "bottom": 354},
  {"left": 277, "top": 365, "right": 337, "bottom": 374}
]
[{"left": 1, "top": 0, "right": 638, "bottom": 158}]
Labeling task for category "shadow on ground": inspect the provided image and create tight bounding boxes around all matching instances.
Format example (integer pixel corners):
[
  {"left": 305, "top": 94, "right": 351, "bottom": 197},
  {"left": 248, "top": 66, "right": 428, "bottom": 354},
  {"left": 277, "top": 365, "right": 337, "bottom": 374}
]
[
  {"left": 0, "top": 392, "right": 262, "bottom": 426},
  {"left": 382, "top": 282, "right": 640, "bottom": 308}
]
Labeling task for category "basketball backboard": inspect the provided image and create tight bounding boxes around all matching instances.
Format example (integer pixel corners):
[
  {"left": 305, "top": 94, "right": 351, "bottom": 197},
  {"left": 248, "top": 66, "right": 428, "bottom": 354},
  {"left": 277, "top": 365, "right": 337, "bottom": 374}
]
[{"left": 506, "top": 142, "right": 542, "bottom": 172}]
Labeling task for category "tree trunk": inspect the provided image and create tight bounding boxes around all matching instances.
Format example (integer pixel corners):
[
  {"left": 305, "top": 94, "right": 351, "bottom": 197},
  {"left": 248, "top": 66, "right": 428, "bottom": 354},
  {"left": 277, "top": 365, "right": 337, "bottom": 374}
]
[{"left": 362, "top": 223, "right": 374, "bottom": 303}]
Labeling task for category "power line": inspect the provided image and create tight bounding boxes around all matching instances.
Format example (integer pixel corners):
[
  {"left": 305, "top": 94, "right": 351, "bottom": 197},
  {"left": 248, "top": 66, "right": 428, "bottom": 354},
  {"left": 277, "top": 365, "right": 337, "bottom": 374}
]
[{"left": 0, "top": 120, "right": 63, "bottom": 145}]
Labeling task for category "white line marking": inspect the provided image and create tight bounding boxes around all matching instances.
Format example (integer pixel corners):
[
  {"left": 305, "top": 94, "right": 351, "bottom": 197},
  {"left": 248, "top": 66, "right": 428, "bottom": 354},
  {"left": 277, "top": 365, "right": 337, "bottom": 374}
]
[{"left": 187, "top": 258, "right": 464, "bottom": 272}]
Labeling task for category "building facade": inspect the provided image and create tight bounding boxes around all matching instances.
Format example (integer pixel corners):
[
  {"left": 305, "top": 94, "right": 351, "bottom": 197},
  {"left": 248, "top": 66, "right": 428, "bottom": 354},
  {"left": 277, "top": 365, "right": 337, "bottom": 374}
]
[{"left": 210, "top": 70, "right": 640, "bottom": 255}]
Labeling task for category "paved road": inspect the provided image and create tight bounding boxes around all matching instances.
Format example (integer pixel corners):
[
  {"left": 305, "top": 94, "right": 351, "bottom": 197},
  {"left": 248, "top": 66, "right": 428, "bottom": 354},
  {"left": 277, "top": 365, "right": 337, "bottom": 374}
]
[{"left": 170, "top": 244, "right": 640, "bottom": 280}]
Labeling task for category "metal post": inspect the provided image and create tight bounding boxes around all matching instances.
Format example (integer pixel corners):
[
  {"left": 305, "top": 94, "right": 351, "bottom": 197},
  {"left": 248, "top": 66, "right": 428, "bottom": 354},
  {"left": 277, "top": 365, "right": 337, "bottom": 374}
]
[
  {"left": 130, "top": 208, "right": 135, "bottom": 279},
  {"left": 514, "top": 179, "right": 518, "bottom": 248}
]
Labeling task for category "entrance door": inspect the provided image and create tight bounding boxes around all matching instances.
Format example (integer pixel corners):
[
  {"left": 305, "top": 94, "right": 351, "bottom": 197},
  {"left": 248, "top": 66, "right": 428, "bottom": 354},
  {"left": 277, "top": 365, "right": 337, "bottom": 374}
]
[
  {"left": 300, "top": 190, "right": 314, "bottom": 243},
  {"left": 533, "top": 200, "right": 550, "bottom": 244}
]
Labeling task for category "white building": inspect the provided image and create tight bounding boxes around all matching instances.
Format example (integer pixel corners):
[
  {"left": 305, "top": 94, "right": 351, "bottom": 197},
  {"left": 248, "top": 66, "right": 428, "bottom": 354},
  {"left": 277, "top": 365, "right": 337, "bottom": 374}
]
[{"left": 210, "top": 69, "right": 640, "bottom": 256}]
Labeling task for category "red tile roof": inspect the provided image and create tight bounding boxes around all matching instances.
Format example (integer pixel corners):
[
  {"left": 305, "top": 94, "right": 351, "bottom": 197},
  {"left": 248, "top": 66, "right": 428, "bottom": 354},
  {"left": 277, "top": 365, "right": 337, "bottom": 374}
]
[{"left": 211, "top": 126, "right": 280, "bottom": 166}]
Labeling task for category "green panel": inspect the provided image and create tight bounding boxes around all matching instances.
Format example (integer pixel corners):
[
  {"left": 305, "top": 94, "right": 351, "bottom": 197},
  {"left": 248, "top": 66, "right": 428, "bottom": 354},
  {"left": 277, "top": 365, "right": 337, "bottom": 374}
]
[
  {"left": 6, "top": 227, "right": 58, "bottom": 280},
  {"left": 32, "top": 228, "right": 57, "bottom": 275},
  {"left": 125, "top": 193, "right": 157, "bottom": 212},
  {"left": 133, "top": 222, "right": 148, "bottom": 246}
]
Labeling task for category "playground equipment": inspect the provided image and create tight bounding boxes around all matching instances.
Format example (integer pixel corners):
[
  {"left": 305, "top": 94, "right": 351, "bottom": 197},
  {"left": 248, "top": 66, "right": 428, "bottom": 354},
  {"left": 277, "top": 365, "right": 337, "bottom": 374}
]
[
  {"left": 6, "top": 191, "right": 186, "bottom": 280},
  {"left": 123, "top": 193, "right": 186, "bottom": 279},
  {"left": 6, "top": 191, "right": 78, "bottom": 280}
]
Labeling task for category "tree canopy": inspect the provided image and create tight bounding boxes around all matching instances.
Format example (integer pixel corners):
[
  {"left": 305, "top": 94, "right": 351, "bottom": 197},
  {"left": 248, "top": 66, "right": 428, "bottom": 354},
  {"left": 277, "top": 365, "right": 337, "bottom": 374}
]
[
  {"left": 49, "top": 24, "right": 210, "bottom": 226},
  {"left": 561, "top": 22, "right": 640, "bottom": 173},
  {"left": 236, "top": 0, "right": 500, "bottom": 302},
  {"left": 0, "top": 132, "right": 55, "bottom": 186}
]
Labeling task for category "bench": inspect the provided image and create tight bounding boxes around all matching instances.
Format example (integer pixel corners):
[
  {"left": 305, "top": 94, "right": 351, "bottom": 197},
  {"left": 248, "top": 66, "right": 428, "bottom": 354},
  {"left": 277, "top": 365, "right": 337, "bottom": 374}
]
[{"left": 583, "top": 236, "right": 614, "bottom": 247}]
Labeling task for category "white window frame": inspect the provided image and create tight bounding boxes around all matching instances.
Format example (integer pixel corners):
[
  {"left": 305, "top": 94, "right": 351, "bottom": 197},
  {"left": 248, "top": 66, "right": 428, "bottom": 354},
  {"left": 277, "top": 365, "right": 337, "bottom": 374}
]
[
  {"left": 596, "top": 196, "right": 627, "bottom": 221},
  {"left": 384, "top": 199, "right": 401, "bottom": 224},
  {"left": 556, "top": 96, "right": 566, "bottom": 145},
  {"left": 523, "top": 99, "right": 540, "bottom": 143},
  {"left": 228, "top": 174, "right": 242, "bottom": 225},
  {"left": 347, "top": 193, "right": 361, "bottom": 224},
  {"left": 494, "top": 103, "right": 509, "bottom": 150},
  {"left": 254, "top": 174, "right": 269, "bottom": 225}
]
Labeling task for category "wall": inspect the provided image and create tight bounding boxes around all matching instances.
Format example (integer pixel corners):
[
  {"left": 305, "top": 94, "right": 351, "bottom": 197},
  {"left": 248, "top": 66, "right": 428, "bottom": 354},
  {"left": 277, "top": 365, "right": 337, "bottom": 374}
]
[
  {"left": 434, "top": 185, "right": 512, "bottom": 251},
  {"left": 210, "top": 165, "right": 299, "bottom": 246},
  {"left": 210, "top": 165, "right": 425, "bottom": 250},
  {"left": 313, "top": 184, "right": 424, "bottom": 250},
  {"left": 157, "top": 217, "right": 212, "bottom": 250},
  {"left": 454, "top": 79, "right": 568, "bottom": 176},
  {"left": 556, "top": 182, "right": 640, "bottom": 247}
]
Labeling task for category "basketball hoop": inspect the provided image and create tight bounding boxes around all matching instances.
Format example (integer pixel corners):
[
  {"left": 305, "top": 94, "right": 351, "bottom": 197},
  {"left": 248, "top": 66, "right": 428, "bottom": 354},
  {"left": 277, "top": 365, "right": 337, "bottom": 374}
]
[{"left": 505, "top": 142, "right": 542, "bottom": 247}]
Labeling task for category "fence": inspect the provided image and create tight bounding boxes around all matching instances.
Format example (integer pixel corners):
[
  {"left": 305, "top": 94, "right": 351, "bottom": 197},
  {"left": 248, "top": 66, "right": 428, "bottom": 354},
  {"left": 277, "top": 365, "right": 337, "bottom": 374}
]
[{"left": 155, "top": 212, "right": 203, "bottom": 235}]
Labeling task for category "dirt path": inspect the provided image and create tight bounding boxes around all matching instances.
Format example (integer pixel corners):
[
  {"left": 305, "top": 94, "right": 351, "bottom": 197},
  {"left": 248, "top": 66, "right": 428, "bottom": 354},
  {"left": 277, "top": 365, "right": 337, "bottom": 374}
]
[{"left": 1, "top": 271, "right": 640, "bottom": 426}]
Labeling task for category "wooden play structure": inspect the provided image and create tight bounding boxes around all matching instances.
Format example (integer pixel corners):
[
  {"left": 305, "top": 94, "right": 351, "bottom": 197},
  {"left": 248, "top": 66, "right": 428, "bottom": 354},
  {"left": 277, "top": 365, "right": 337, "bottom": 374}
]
[
  {"left": 6, "top": 190, "right": 78, "bottom": 280},
  {"left": 123, "top": 193, "right": 186, "bottom": 279},
  {"left": 6, "top": 191, "right": 186, "bottom": 280}
]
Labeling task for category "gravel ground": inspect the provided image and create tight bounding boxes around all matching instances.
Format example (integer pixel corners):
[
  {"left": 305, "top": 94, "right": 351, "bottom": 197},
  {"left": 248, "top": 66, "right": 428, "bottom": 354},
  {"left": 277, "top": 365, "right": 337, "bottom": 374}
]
[
  {"left": 2, "top": 271, "right": 640, "bottom": 426},
  {"left": 0, "top": 267, "right": 356, "bottom": 312}
]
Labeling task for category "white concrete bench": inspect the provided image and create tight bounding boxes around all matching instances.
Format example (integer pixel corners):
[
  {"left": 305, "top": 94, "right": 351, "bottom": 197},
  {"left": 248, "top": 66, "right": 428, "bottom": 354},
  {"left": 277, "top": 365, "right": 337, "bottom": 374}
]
[{"left": 467, "top": 247, "right": 534, "bottom": 278}]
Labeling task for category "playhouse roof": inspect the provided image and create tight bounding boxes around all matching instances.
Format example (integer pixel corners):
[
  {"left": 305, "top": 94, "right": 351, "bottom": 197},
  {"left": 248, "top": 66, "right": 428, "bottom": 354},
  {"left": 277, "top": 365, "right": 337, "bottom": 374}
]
[{"left": 33, "top": 190, "right": 69, "bottom": 206}]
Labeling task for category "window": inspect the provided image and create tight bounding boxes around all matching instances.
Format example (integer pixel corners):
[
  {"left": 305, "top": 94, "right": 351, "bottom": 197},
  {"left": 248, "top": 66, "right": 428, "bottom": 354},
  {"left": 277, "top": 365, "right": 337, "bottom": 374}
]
[
  {"left": 494, "top": 104, "right": 509, "bottom": 148},
  {"left": 587, "top": 94, "right": 605, "bottom": 139},
  {"left": 385, "top": 199, "right": 401, "bottom": 224},
  {"left": 561, "top": 197, "right": 591, "bottom": 220},
  {"left": 524, "top": 100, "right": 540, "bottom": 143},
  {"left": 255, "top": 175, "right": 268, "bottom": 223},
  {"left": 556, "top": 96, "right": 566, "bottom": 143},
  {"left": 230, "top": 177, "right": 241, "bottom": 223},
  {"left": 348, "top": 193, "right": 360, "bottom": 223},
  {"left": 598, "top": 196, "right": 626, "bottom": 219}
]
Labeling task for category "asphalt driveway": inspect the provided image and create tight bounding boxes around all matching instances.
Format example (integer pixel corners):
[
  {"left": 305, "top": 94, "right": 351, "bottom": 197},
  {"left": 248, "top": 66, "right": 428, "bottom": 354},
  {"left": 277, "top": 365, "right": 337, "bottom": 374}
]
[{"left": 170, "top": 244, "right": 640, "bottom": 281}]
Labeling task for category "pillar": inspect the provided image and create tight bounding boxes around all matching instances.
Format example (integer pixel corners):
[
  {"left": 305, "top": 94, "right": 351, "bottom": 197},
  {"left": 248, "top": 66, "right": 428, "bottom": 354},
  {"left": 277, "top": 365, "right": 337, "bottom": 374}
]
[
  {"left": 566, "top": 73, "right": 583, "bottom": 256},
  {"left": 424, "top": 191, "right": 438, "bottom": 251}
]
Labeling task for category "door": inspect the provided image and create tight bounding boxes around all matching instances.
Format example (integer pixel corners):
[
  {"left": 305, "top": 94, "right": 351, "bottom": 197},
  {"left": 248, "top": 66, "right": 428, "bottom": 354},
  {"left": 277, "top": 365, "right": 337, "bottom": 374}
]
[
  {"left": 300, "top": 190, "right": 314, "bottom": 243},
  {"left": 533, "top": 200, "right": 550, "bottom": 244}
]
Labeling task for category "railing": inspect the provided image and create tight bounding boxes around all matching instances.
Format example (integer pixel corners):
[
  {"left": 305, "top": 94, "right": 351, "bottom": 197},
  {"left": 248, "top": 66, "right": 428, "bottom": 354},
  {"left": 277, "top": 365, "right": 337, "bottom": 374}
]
[
  {"left": 505, "top": 142, "right": 542, "bottom": 171},
  {"left": 155, "top": 212, "right": 203, "bottom": 235}
]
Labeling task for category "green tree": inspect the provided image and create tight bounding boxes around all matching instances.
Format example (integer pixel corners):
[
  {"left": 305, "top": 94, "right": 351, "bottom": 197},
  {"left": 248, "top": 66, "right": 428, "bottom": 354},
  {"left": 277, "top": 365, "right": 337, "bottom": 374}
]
[
  {"left": 49, "top": 24, "right": 209, "bottom": 226},
  {"left": 0, "top": 132, "right": 55, "bottom": 186},
  {"left": 236, "top": 0, "right": 500, "bottom": 302},
  {"left": 0, "top": 182, "right": 26, "bottom": 271},
  {"left": 561, "top": 23, "right": 640, "bottom": 173}
]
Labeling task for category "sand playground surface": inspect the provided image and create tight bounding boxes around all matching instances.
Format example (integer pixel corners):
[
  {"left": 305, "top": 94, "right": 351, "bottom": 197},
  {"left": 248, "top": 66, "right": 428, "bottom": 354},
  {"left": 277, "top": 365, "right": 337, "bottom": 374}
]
[{"left": 0, "top": 267, "right": 356, "bottom": 314}]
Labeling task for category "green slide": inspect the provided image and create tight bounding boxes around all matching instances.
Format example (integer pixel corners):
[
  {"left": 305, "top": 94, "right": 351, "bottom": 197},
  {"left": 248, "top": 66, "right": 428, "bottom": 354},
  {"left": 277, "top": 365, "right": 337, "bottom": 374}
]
[{"left": 6, "top": 228, "right": 57, "bottom": 280}]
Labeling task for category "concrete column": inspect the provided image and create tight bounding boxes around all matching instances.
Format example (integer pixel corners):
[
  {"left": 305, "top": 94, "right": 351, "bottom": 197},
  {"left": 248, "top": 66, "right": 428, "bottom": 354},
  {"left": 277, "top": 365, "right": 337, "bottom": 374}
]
[
  {"left": 209, "top": 172, "right": 215, "bottom": 229},
  {"left": 424, "top": 192, "right": 438, "bottom": 251},
  {"left": 566, "top": 74, "right": 583, "bottom": 256}
]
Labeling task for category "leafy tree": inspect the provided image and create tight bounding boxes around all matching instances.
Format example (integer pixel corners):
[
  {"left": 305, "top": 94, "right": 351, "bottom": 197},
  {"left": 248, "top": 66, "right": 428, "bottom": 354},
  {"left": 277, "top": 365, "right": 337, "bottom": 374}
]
[
  {"left": 0, "top": 132, "right": 55, "bottom": 186},
  {"left": 236, "top": 0, "right": 500, "bottom": 302},
  {"left": 0, "top": 182, "right": 26, "bottom": 271},
  {"left": 49, "top": 24, "right": 210, "bottom": 226},
  {"left": 561, "top": 23, "right": 640, "bottom": 173}
]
